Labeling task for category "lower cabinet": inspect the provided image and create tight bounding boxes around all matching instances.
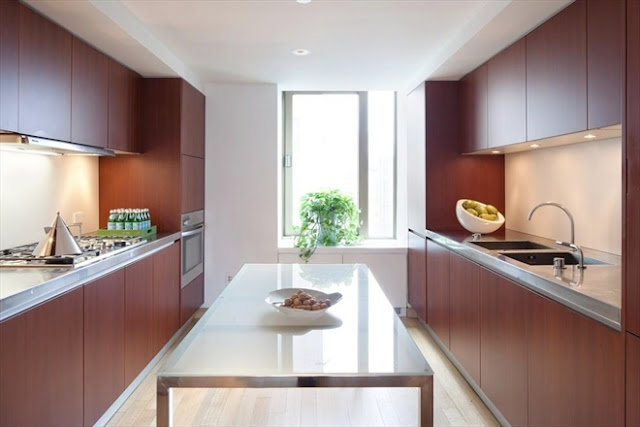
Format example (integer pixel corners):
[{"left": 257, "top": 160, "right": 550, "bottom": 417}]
[
  {"left": 84, "top": 269, "right": 126, "bottom": 426},
  {"left": 153, "top": 241, "right": 181, "bottom": 353},
  {"left": 628, "top": 333, "right": 640, "bottom": 426},
  {"left": 0, "top": 288, "right": 84, "bottom": 426},
  {"left": 426, "top": 239, "right": 450, "bottom": 348},
  {"left": 180, "top": 273, "right": 204, "bottom": 326},
  {"left": 528, "top": 290, "right": 625, "bottom": 426},
  {"left": 407, "top": 232, "right": 427, "bottom": 321},
  {"left": 449, "top": 253, "right": 480, "bottom": 384},
  {"left": 479, "top": 267, "right": 528, "bottom": 427},
  {"left": 124, "top": 255, "right": 154, "bottom": 386}
]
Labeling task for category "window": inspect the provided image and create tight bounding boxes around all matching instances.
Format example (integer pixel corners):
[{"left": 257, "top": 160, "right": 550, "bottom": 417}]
[{"left": 283, "top": 91, "right": 396, "bottom": 239}]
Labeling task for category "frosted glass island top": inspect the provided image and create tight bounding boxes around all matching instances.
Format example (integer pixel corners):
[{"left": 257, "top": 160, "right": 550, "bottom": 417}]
[{"left": 157, "top": 264, "right": 433, "bottom": 426}]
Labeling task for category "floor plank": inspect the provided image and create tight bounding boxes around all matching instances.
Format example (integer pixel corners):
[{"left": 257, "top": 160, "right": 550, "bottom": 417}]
[{"left": 107, "top": 315, "right": 499, "bottom": 427}]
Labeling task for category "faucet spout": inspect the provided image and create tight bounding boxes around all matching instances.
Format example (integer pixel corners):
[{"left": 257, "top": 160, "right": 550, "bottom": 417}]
[{"left": 527, "top": 202, "right": 575, "bottom": 246}]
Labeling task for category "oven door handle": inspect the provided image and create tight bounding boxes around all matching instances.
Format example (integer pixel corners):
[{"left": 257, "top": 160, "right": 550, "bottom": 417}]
[{"left": 182, "top": 227, "right": 203, "bottom": 237}]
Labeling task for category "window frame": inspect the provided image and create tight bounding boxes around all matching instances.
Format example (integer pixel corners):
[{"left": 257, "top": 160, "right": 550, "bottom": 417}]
[{"left": 282, "top": 90, "right": 397, "bottom": 239}]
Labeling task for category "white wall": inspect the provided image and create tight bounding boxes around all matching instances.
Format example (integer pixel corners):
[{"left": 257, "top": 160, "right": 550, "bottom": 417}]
[
  {"left": 0, "top": 151, "right": 99, "bottom": 249},
  {"left": 204, "top": 83, "right": 279, "bottom": 305},
  {"left": 505, "top": 137, "right": 621, "bottom": 255}
]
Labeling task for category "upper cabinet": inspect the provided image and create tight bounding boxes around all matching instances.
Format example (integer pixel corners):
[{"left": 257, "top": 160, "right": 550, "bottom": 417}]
[
  {"left": 18, "top": 2, "right": 72, "bottom": 141},
  {"left": 487, "top": 38, "right": 526, "bottom": 148},
  {"left": 0, "top": 0, "right": 19, "bottom": 132},
  {"left": 181, "top": 81, "right": 206, "bottom": 158},
  {"left": 108, "top": 59, "right": 141, "bottom": 153},
  {"left": 71, "top": 37, "right": 109, "bottom": 148},
  {"left": 587, "top": 0, "right": 623, "bottom": 129},
  {"left": 526, "top": 0, "right": 587, "bottom": 141},
  {"left": 460, "top": 64, "right": 488, "bottom": 152}
]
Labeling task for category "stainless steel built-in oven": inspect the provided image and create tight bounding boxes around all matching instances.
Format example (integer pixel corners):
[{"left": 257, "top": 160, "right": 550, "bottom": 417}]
[{"left": 181, "top": 210, "right": 204, "bottom": 288}]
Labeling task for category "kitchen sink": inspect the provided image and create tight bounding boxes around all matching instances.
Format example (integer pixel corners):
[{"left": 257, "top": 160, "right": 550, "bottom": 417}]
[
  {"left": 471, "top": 240, "right": 553, "bottom": 251},
  {"left": 500, "top": 251, "right": 610, "bottom": 266}
]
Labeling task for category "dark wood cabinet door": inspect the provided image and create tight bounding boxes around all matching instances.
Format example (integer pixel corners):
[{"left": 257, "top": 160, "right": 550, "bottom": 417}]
[
  {"left": 0, "top": 288, "right": 83, "bottom": 427},
  {"left": 528, "top": 291, "right": 624, "bottom": 426},
  {"left": 479, "top": 268, "right": 528, "bottom": 427},
  {"left": 460, "top": 64, "right": 488, "bottom": 153},
  {"left": 526, "top": 0, "right": 587, "bottom": 141},
  {"left": 628, "top": 333, "right": 640, "bottom": 426},
  {"left": 180, "top": 273, "right": 204, "bottom": 326},
  {"left": 125, "top": 255, "right": 154, "bottom": 386},
  {"left": 18, "top": 3, "right": 72, "bottom": 141},
  {"left": 71, "top": 37, "right": 109, "bottom": 148},
  {"left": 487, "top": 38, "right": 526, "bottom": 148},
  {"left": 407, "top": 231, "right": 427, "bottom": 322},
  {"left": 108, "top": 59, "right": 141, "bottom": 152},
  {"left": 587, "top": 0, "right": 623, "bottom": 129},
  {"left": 426, "top": 239, "right": 450, "bottom": 348},
  {"left": 181, "top": 154, "right": 205, "bottom": 213},
  {"left": 84, "top": 269, "right": 125, "bottom": 426},
  {"left": 626, "top": 0, "right": 640, "bottom": 337},
  {"left": 153, "top": 241, "right": 181, "bottom": 353},
  {"left": 181, "top": 80, "right": 205, "bottom": 158},
  {"left": 449, "top": 253, "right": 480, "bottom": 384},
  {"left": 0, "top": 0, "right": 19, "bottom": 132}
]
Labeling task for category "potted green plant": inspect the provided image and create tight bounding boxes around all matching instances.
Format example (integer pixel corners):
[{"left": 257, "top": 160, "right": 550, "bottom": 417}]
[{"left": 293, "top": 189, "right": 361, "bottom": 262}]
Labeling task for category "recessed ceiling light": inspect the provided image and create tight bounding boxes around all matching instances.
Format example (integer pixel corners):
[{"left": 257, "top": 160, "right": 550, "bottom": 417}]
[
  {"left": 530, "top": 143, "right": 540, "bottom": 148},
  {"left": 491, "top": 150, "right": 501, "bottom": 154},
  {"left": 584, "top": 134, "right": 597, "bottom": 139},
  {"left": 292, "top": 49, "right": 310, "bottom": 56},
  {"left": 296, "top": 0, "right": 311, "bottom": 3}
]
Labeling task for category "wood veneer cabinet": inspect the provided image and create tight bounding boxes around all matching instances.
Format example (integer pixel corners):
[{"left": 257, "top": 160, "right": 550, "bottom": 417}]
[
  {"left": 449, "top": 253, "right": 480, "bottom": 385},
  {"left": 526, "top": 0, "right": 587, "bottom": 141},
  {"left": 71, "top": 37, "right": 109, "bottom": 148},
  {"left": 487, "top": 38, "right": 526, "bottom": 148},
  {"left": 83, "top": 269, "right": 125, "bottom": 426},
  {"left": 625, "top": 0, "right": 640, "bottom": 338},
  {"left": 181, "top": 81, "right": 206, "bottom": 158},
  {"left": 153, "top": 241, "right": 181, "bottom": 353},
  {"left": 426, "top": 239, "right": 450, "bottom": 348},
  {"left": 528, "top": 290, "right": 625, "bottom": 426},
  {"left": 109, "top": 59, "right": 141, "bottom": 153},
  {"left": 460, "top": 64, "right": 488, "bottom": 152},
  {"left": 0, "top": 0, "right": 18, "bottom": 132},
  {"left": 407, "top": 231, "right": 427, "bottom": 322},
  {"left": 587, "top": 0, "right": 623, "bottom": 129},
  {"left": 0, "top": 288, "right": 84, "bottom": 426},
  {"left": 628, "top": 332, "right": 640, "bottom": 426},
  {"left": 18, "top": 2, "right": 72, "bottom": 141},
  {"left": 180, "top": 273, "right": 204, "bottom": 326},
  {"left": 125, "top": 256, "right": 154, "bottom": 385},
  {"left": 479, "top": 267, "right": 528, "bottom": 427}
]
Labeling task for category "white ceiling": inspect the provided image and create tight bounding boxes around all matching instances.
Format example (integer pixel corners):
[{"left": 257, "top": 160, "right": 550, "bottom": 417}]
[{"left": 24, "top": 0, "right": 572, "bottom": 93}]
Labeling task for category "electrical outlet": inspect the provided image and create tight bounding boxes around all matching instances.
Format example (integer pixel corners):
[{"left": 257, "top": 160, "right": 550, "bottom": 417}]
[
  {"left": 225, "top": 272, "right": 233, "bottom": 283},
  {"left": 72, "top": 211, "right": 84, "bottom": 223}
]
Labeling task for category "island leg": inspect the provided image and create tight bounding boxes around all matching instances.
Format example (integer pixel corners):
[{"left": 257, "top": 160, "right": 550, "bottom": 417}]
[
  {"left": 157, "top": 379, "right": 172, "bottom": 427},
  {"left": 420, "top": 378, "right": 434, "bottom": 426}
]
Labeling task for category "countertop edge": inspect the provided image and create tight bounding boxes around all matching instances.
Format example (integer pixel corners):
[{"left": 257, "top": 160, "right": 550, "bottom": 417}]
[
  {"left": 421, "top": 229, "right": 621, "bottom": 331},
  {"left": 0, "top": 232, "right": 181, "bottom": 322}
]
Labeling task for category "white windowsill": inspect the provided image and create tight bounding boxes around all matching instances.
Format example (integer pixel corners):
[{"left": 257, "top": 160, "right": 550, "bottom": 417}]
[{"left": 278, "top": 238, "right": 407, "bottom": 254}]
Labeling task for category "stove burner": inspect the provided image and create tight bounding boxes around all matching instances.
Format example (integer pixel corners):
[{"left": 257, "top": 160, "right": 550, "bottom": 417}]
[{"left": 0, "top": 235, "right": 146, "bottom": 268}]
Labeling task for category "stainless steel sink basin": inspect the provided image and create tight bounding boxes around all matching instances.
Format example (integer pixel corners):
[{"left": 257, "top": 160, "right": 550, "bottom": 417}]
[
  {"left": 500, "top": 251, "right": 610, "bottom": 266},
  {"left": 471, "top": 240, "right": 553, "bottom": 251}
]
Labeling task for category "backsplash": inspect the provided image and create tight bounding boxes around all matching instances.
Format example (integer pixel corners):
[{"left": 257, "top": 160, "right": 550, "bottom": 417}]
[
  {"left": 0, "top": 151, "right": 99, "bottom": 249},
  {"left": 505, "top": 137, "right": 621, "bottom": 255}
]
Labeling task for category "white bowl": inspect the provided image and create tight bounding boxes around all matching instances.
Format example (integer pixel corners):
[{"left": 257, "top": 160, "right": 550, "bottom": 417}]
[
  {"left": 455, "top": 199, "right": 505, "bottom": 234},
  {"left": 265, "top": 288, "right": 342, "bottom": 319}
]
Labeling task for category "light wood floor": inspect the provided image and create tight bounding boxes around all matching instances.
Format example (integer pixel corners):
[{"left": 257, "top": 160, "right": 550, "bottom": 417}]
[{"left": 107, "top": 316, "right": 498, "bottom": 427}]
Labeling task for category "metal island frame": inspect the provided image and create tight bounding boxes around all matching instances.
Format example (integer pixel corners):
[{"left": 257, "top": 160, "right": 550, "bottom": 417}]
[{"left": 157, "top": 263, "right": 433, "bottom": 426}]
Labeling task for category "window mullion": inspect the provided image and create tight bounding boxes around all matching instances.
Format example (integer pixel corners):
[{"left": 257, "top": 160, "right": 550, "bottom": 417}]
[{"left": 358, "top": 91, "right": 369, "bottom": 238}]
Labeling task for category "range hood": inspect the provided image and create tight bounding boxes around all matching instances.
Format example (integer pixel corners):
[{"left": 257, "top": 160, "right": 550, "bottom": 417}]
[{"left": 0, "top": 133, "right": 115, "bottom": 156}]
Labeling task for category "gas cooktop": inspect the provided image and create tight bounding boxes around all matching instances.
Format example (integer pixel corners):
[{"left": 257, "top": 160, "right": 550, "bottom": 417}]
[{"left": 0, "top": 235, "right": 147, "bottom": 268}]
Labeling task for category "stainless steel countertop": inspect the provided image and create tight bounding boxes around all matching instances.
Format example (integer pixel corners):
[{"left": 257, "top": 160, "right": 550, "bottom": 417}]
[
  {"left": 415, "top": 228, "right": 621, "bottom": 331},
  {"left": 0, "top": 232, "right": 182, "bottom": 322}
]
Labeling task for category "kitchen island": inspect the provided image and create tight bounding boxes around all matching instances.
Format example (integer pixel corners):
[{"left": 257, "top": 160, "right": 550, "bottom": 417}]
[{"left": 156, "top": 263, "right": 434, "bottom": 426}]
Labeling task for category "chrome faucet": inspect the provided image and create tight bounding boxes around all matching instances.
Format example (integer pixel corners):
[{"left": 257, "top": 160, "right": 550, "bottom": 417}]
[{"left": 527, "top": 202, "right": 575, "bottom": 247}]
